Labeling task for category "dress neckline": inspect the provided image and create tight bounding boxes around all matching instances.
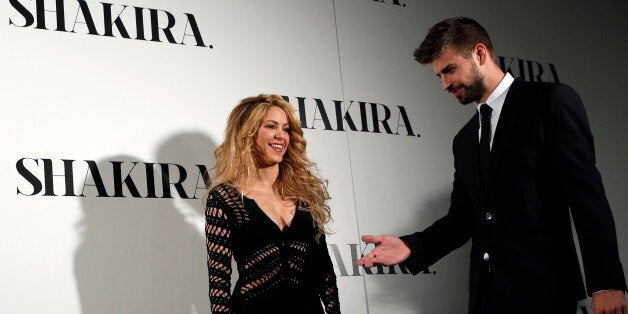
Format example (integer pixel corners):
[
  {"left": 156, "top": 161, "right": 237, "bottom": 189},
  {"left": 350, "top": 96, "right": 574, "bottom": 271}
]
[{"left": 242, "top": 194, "right": 298, "bottom": 233}]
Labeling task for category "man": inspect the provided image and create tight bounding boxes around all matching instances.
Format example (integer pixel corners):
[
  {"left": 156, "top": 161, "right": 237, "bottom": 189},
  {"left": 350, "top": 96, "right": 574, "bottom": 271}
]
[{"left": 357, "top": 17, "right": 627, "bottom": 314}]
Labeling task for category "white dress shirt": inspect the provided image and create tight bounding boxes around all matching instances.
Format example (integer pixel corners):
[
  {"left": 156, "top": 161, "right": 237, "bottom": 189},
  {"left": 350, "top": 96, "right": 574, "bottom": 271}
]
[{"left": 476, "top": 72, "right": 515, "bottom": 150}]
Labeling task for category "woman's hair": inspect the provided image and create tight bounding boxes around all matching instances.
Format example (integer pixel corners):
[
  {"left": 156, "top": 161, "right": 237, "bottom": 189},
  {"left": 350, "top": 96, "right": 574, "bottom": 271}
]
[{"left": 210, "top": 94, "right": 331, "bottom": 241}]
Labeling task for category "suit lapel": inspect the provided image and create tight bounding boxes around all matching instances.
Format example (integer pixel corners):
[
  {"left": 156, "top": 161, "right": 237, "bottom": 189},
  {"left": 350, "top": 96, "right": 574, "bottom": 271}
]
[
  {"left": 457, "top": 79, "right": 525, "bottom": 201},
  {"left": 486, "top": 79, "right": 524, "bottom": 191},
  {"left": 458, "top": 114, "right": 483, "bottom": 199}
]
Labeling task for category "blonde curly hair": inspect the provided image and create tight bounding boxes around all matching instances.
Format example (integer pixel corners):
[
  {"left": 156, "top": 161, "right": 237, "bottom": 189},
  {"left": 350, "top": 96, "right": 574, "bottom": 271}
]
[{"left": 210, "top": 94, "right": 331, "bottom": 241}]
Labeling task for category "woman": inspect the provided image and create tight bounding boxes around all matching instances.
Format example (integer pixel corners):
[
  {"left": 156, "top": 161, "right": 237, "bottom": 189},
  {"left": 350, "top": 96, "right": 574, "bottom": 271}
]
[{"left": 205, "top": 94, "right": 340, "bottom": 313}]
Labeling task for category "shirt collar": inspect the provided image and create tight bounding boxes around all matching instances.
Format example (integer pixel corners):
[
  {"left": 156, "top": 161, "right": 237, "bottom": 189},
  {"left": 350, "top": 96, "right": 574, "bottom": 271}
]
[{"left": 476, "top": 72, "right": 514, "bottom": 113}]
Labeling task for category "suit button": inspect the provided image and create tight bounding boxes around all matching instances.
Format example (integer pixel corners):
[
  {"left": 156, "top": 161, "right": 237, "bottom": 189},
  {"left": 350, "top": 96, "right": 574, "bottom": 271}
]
[
  {"left": 485, "top": 213, "right": 493, "bottom": 220},
  {"left": 483, "top": 252, "right": 490, "bottom": 261}
]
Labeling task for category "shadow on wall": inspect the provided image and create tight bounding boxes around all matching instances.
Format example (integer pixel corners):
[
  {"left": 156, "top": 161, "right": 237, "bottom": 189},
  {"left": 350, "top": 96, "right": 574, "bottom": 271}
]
[
  {"left": 74, "top": 131, "right": 216, "bottom": 314},
  {"left": 367, "top": 188, "right": 470, "bottom": 314}
]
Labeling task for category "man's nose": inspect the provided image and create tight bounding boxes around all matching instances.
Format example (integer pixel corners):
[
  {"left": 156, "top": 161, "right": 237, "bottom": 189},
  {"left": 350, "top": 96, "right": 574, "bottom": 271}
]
[{"left": 441, "top": 76, "right": 451, "bottom": 91}]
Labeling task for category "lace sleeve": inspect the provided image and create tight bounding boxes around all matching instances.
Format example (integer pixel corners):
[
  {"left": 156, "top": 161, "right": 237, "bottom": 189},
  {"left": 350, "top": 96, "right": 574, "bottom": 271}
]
[
  {"left": 205, "top": 189, "right": 233, "bottom": 313},
  {"left": 316, "top": 234, "right": 341, "bottom": 313}
]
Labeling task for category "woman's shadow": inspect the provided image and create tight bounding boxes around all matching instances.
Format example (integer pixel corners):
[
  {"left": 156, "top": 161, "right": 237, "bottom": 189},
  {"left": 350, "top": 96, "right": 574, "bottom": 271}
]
[{"left": 74, "top": 132, "right": 215, "bottom": 314}]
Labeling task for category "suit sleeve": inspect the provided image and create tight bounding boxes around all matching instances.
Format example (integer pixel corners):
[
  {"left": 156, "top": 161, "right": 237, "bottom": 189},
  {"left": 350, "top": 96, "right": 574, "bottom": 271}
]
[
  {"left": 545, "top": 84, "right": 627, "bottom": 294},
  {"left": 400, "top": 135, "right": 475, "bottom": 275},
  {"left": 205, "top": 189, "right": 234, "bottom": 313}
]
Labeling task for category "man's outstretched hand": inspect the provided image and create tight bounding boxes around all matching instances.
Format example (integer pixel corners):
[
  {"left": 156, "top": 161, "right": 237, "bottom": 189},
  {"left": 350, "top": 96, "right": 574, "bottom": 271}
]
[{"left": 356, "top": 234, "right": 411, "bottom": 268}]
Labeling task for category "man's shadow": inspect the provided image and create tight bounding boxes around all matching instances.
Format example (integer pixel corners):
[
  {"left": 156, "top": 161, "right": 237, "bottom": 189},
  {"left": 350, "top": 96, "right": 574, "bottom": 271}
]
[{"left": 74, "top": 131, "right": 216, "bottom": 314}]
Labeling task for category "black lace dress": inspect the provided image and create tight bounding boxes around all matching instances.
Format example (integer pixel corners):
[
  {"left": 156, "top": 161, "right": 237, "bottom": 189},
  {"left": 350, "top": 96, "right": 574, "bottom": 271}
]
[{"left": 205, "top": 184, "right": 340, "bottom": 314}]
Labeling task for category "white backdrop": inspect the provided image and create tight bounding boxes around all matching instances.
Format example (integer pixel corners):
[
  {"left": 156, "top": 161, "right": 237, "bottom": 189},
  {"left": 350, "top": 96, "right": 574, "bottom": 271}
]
[{"left": 2, "top": 0, "right": 627, "bottom": 313}]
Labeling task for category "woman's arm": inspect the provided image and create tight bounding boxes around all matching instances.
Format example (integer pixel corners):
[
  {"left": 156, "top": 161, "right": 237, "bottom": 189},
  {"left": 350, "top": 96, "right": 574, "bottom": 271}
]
[
  {"left": 205, "top": 189, "right": 234, "bottom": 313},
  {"left": 315, "top": 234, "right": 340, "bottom": 313}
]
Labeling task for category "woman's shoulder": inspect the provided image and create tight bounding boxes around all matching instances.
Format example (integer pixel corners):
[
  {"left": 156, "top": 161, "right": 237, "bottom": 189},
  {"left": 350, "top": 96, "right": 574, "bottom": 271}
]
[
  {"left": 209, "top": 182, "right": 237, "bottom": 194},
  {"left": 207, "top": 183, "right": 251, "bottom": 224},
  {"left": 207, "top": 183, "right": 240, "bottom": 205},
  {"left": 295, "top": 200, "right": 309, "bottom": 210}
]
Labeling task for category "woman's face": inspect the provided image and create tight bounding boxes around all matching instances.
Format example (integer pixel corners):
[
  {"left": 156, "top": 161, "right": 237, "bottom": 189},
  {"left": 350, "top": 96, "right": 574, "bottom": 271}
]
[{"left": 254, "top": 106, "right": 290, "bottom": 167}]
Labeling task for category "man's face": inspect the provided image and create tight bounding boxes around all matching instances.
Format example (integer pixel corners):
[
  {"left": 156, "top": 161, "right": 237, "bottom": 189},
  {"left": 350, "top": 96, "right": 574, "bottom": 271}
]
[{"left": 432, "top": 48, "right": 486, "bottom": 105}]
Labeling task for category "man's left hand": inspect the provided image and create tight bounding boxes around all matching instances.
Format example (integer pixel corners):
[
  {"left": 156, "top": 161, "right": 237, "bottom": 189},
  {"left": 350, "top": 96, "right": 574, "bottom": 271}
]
[{"left": 591, "top": 290, "right": 627, "bottom": 314}]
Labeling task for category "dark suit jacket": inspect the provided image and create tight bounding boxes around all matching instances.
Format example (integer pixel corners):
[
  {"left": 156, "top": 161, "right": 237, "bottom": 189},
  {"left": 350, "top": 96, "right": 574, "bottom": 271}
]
[{"left": 400, "top": 78, "right": 626, "bottom": 313}]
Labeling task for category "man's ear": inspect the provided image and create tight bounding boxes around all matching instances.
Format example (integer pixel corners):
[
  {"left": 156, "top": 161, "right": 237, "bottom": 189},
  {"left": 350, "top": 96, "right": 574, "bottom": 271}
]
[{"left": 475, "top": 44, "right": 489, "bottom": 65}]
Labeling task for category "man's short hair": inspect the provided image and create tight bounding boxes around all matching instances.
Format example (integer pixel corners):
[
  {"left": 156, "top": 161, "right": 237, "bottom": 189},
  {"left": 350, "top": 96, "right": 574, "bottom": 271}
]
[{"left": 414, "top": 17, "right": 495, "bottom": 64}]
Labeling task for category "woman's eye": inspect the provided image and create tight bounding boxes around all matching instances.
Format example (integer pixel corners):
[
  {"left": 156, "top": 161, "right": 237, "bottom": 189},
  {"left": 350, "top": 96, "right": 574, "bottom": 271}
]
[{"left": 283, "top": 128, "right": 290, "bottom": 133}]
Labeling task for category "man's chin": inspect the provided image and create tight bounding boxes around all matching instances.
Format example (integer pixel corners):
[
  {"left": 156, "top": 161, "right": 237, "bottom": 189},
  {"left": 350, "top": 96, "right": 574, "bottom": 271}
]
[{"left": 456, "top": 96, "right": 474, "bottom": 105}]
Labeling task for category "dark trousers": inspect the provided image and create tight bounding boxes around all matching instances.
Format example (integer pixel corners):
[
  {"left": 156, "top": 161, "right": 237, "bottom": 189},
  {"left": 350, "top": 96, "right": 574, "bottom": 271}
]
[{"left": 474, "top": 263, "right": 576, "bottom": 314}]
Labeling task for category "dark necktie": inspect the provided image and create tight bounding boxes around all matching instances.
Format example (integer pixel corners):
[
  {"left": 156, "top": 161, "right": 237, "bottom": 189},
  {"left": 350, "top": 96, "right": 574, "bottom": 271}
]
[{"left": 479, "top": 104, "right": 492, "bottom": 187}]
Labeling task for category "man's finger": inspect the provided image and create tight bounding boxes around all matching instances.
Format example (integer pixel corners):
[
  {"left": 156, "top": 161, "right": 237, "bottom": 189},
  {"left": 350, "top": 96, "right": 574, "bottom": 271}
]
[
  {"left": 361, "top": 234, "right": 382, "bottom": 244},
  {"left": 362, "top": 257, "right": 377, "bottom": 268},
  {"left": 357, "top": 257, "right": 371, "bottom": 268},
  {"left": 356, "top": 250, "right": 380, "bottom": 268}
]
